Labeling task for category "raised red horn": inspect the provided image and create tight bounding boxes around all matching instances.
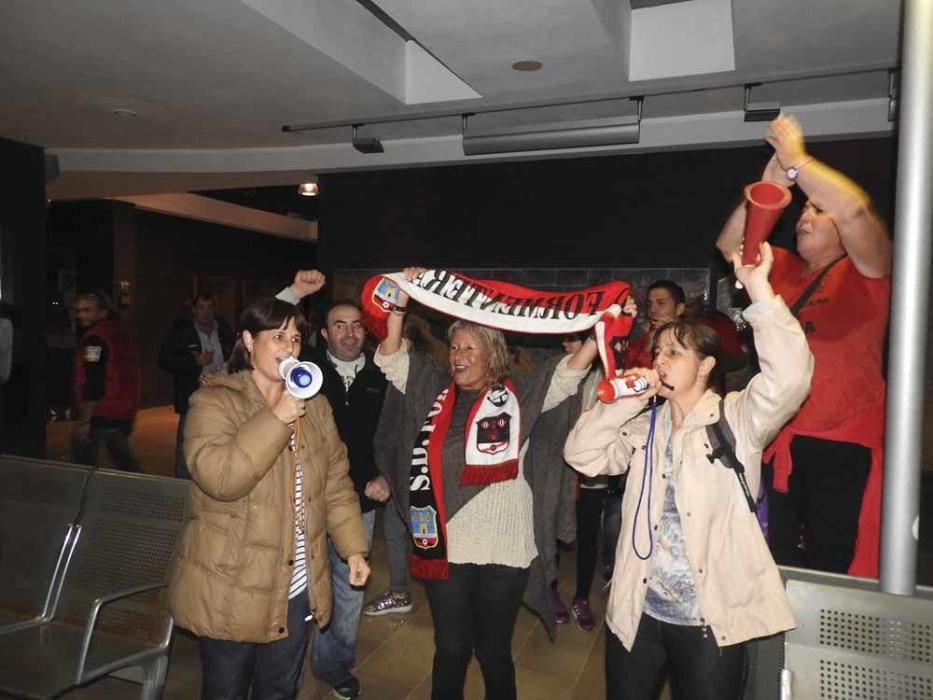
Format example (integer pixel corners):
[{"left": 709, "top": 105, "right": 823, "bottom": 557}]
[{"left": 742, "top": 181, "right": 792, "bottom": 265}]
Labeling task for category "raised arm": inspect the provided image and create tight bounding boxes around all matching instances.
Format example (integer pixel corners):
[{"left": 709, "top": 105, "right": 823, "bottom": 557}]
[
  {"left": 566, "top": 336, "right": 599, "bottom": 372},
  {"left": 378, "top": 267, "right": 424, "bottom": 356},
  {"left": 727, "top": 241, "right": 814, "bottom": 449},
  {"left": 276, "top": 269, "right": 326, "bottom": 305},
  {"left": 716, "top": 154, "right": 792, "bottom": 261},
  {"left": 766, "top": 115, "right": 890, "bottom": 277}
]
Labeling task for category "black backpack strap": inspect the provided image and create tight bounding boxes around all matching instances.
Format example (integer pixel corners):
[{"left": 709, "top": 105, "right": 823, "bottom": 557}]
[
  {"left": 788, "top": 255, "right": 845, "bottom": 318},
  {"left": 705, "top": 401, "right": 757, "bottom": 513}
]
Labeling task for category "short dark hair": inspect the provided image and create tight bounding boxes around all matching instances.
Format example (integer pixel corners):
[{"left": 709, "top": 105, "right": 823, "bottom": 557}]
[
  {"left": 647, "top": 280, "right": 686, "bottom": 305},
  {"left": 651, "top": 319, "right": 722, "bottom": 390},
  {"left": 228, "top": 298, "right": 307, "bottom": 373},
  {"left": 651, "top": 319, "right": 720, "bottom": 360},
  {"left": 324, "top": 299, "right": 363, "bottom": 325},
  {"left": 193, "top": 291, "right": 214, "bottom": 305},
  {"left": 75, "top": 290, "right": 115, "bottom": 315}
]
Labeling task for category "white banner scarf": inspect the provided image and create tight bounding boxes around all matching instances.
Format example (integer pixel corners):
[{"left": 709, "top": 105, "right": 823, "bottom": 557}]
[{"left": 375, "top": 269, "right": 632, "bottom": 335}]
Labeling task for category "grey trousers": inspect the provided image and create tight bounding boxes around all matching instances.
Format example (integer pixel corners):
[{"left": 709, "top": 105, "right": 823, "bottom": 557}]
[{"left": 383, "top": 502, "right": 411, "bottom": 594}]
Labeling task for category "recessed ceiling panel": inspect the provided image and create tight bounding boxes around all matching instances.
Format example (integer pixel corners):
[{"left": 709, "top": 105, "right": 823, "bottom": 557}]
[
  {"left": 373, "top": 0, "right": 629, "bottom": 99},
  {"left": 629, "top": 0, "right": 735, "bottom": 81}
]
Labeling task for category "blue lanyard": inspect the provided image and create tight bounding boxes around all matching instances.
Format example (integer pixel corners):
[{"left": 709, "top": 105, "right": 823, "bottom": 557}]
[{"left": 631, "top": 397, "right": 658, "bottom": 561}]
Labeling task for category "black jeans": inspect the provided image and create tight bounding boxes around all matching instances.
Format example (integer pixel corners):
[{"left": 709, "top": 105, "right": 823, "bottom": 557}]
[
  {"left": 606, "top": 615, "right": 746, "bottom": 700},
  {"left": 174, "top": 411, "right": 191, "bottom": 479},
  {"left": 602, "top": 477, "right": 625, "bottom": 576},
  {"left": 576, "top": 488, "right": 606, "bottom": 600},
  {"left": 423, "top": 563, "right": 530, "bottom": 700},
  {"left": 72, "top": 422, "right": 141, "bottom": 472},
  {"left": 765, "top": 435, "right": 871, "bottom": 573},
  {"left": 199, "top": 593, "right": 311, "bottom": 700}
]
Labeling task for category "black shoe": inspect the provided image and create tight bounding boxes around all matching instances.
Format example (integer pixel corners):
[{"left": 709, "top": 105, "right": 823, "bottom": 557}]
[{"left": 333, "top": 675, "right": 361, "bottom": 700}]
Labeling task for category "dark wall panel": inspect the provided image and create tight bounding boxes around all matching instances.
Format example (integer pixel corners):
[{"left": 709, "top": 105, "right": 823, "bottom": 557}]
[
  {"left": 318, "top": 139, "right": 896, "bottom": 275},
  {"left": 134, "top": 213, "right": 316, "bottom": 407},
  {"left": 0, "top": 137, "right": 47, "bottom": 456}
]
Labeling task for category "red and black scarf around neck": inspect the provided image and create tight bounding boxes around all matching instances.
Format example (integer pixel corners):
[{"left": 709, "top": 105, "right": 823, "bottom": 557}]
[{"left": 408, "top": 379, "right": 520, "bottom": 580}]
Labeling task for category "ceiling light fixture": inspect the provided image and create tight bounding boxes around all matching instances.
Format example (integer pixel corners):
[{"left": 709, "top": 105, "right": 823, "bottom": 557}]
[
  {"left": 298, "top": 182, "right": 319, "bottom": 197},
  {"left": 352, "top": 124, "right": 384, "bottom": 154},
  {"left": 112, "top": 108, "right": 138, "bottom": 118},
  {"left": 511, "top": 60, "right": 543, "bottom": 72},
  {"left": 461, "top": 97, "right": 643, "bottom": 156},
  {"left": 743, "top": 84, "right": 781, "bottom": 122}
]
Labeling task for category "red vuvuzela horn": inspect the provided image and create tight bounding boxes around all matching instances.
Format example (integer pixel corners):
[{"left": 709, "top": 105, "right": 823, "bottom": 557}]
[
  {"left": 596, "top": 376, "right": 650, "bottom": 403},
  {"left": 742, "top": 181, "right": 792, "bottom": 265}
]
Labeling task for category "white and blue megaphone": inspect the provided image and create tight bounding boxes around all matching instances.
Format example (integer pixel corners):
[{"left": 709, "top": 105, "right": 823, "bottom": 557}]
[{"left": 277, "top": 357, "right": 323, "bottom": 399}]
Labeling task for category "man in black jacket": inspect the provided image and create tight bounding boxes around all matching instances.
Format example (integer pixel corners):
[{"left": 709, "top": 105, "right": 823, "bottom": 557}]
[
  {"left": 158, "top": 292, "right": 235, "bottom": 478},
  {"left": 285, "top": 292, "right": 389, "bottom": 700}
]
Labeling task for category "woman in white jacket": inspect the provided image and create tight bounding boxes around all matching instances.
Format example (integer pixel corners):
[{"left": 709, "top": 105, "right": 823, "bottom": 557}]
[{"left": 564, "top": 243, "right": 813, "bottom": 699}]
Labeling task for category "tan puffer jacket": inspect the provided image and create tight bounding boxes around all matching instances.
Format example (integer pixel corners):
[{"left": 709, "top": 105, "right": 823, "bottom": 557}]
[{"left": 168, "top": 370, "right": 367, "bottom": 643}]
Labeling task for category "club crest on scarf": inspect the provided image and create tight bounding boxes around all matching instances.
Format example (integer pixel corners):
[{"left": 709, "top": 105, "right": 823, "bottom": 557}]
[
  {"left": 373, "top": 277, "right": 402, "bottom": 311},
  {"left": 475, "top": 384, "right": 511, "bottom": 455},
  {"left": 462, "top": 381, "right": 520, "bottom": 484},
  {"left": 476, "top": 413, "right": 510, "bottom": 454},
  {"left": 410, "top": 506, "right": 440, "bottom": 549}
]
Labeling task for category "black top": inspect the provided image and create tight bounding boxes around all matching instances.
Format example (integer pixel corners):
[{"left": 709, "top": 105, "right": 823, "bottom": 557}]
[
  {"left": 304, "top": 347, "right": 388, "bottom": 513},
  {"left": 159, "top": 316, "right": 236, "bottom": 414}
]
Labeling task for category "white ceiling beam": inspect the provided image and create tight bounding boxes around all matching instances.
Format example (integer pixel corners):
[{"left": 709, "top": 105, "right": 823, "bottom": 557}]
[{"left": 110, "top": 193, "right": 317, "bottom": 242}]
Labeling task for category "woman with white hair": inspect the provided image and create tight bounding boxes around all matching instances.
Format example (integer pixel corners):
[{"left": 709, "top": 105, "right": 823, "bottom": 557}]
[{"left": 375, "top": 267, "right": 598, "bottom": 700}]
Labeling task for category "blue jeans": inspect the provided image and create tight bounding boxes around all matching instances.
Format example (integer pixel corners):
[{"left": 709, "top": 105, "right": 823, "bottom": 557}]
[
  {"left": 311, "top": 509, "right": 375, "bottom": 687},
  {"left": 200, "top": 593, "right": 310, "bottom": 699}
]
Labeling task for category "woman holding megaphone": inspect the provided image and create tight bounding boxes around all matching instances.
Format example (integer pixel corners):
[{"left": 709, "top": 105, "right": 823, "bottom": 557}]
[{"left": 168, "top": 294, "right": 370, "bottom": 699}]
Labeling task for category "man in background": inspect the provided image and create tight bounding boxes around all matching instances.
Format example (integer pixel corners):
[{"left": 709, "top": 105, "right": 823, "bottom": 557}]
[
  {"left": 159, "top": 292, "right": 234, "bottom": 478},
  {"left": 72, "top": 291, "right": 141, "bottom": 472}
]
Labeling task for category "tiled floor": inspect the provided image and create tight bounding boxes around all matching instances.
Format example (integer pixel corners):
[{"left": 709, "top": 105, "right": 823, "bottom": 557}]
[{"left": 48, "top": 405, "right": 933, "bottom": 699}]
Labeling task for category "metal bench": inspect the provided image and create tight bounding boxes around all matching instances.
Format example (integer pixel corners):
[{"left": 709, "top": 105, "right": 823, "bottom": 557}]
[
  {"left": 0, "top": 464, "right": 191, "bottom": 699},
  {"left": 0, "top": 457, "right": 92, "bottom": 631},
  {"left": 782, "top": 567, "right": 933, "bottom": 699},
  {"left": 743, "top": 566, "right": 933, "bottom": 699}
]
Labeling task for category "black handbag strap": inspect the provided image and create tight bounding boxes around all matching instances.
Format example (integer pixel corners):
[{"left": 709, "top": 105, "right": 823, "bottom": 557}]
[
  {"left": 788, "top": 255, "right": 845, "bottom": 318},
  {"left": 705, "top": 401, "right": 757, "bottom": 513}
]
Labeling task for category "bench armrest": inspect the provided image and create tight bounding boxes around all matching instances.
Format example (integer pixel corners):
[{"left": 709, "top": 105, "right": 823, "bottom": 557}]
[
  {"left": 74, "top": 582, "right": 174, "bottom": 685},
  {"left": 0, "top": 524, "right": 80, "bottom": 636}
]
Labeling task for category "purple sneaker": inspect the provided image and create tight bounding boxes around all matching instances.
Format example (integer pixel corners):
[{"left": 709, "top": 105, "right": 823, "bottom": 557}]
[
  {"left": 552, "top": 588, "right": 570, "bottom": 625},
  {"left": 571, "top": 597, "right": 596, "bottom": 632}
]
